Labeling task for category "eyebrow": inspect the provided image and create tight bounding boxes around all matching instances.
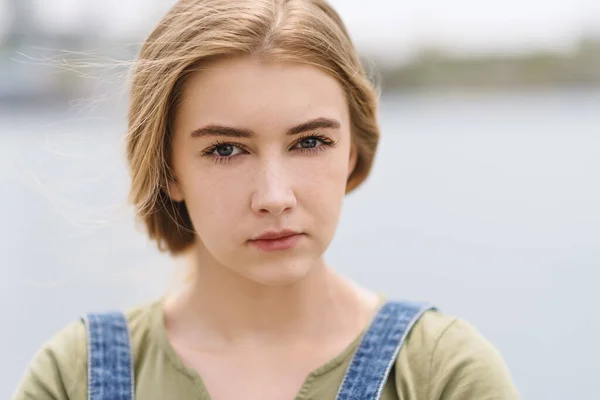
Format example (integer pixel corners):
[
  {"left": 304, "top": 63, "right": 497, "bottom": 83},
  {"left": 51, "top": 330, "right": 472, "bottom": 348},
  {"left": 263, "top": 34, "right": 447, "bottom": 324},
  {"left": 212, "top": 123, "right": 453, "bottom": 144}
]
[{"left": 189, "top": 117, "right": 341, "bottom": 139}]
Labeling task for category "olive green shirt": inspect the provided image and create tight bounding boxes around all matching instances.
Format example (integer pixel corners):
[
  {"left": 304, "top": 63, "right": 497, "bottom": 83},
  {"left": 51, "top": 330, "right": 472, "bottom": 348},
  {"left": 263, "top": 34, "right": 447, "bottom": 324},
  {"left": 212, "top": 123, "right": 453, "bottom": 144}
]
[{"left": 13, "top": 300, "right": 519, "bottom": 399}]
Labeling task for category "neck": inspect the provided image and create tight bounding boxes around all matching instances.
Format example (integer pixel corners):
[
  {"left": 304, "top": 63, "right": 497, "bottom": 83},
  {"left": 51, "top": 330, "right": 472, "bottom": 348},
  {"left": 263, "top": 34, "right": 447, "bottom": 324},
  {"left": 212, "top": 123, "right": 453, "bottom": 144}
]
[{"left": 165, "top": 252, "right": 377, "bottom": 345}]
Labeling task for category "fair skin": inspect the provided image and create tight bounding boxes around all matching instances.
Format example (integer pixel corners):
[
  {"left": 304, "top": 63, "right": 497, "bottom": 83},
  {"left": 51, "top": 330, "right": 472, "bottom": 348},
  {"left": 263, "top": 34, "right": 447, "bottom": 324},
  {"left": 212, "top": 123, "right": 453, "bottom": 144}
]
[{"left": 164, "top": 56, "right": 379, "bottom": 400}]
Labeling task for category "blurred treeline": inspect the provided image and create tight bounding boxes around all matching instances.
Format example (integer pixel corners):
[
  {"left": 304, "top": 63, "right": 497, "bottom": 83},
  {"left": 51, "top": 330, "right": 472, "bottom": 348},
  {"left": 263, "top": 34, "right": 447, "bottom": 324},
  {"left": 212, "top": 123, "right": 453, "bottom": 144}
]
[
  {"left": 372, "top": 37, "right": 600, "bottom": 91},
  {"left": 2, "top": 26, "right": 600, "bottom": 104}
]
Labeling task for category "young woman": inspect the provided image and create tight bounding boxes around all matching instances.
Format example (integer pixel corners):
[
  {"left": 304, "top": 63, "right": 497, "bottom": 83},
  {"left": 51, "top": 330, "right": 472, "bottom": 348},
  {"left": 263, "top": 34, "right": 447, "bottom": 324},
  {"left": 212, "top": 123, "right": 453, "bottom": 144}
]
[{"left": 14, "top": 1, "right": 519, "bottom": 399}]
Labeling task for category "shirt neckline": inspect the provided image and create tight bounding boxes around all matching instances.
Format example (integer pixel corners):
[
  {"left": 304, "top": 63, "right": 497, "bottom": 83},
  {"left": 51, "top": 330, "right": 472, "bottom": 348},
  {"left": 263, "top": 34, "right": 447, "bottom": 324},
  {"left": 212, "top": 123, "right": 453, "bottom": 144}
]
[{"left": 149, "top": 295, "right": 386, "bottom": 399}]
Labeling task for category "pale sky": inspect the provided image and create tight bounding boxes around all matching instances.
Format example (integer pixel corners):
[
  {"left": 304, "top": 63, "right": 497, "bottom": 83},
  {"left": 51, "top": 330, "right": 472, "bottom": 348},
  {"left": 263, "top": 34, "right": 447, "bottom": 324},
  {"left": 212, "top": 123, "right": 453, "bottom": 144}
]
[
  {"left": 332, "top": 0, "right": 600, "bottom": 57},
  {"left": 2, "top": 0, "right": 600, "bottom": 61}
]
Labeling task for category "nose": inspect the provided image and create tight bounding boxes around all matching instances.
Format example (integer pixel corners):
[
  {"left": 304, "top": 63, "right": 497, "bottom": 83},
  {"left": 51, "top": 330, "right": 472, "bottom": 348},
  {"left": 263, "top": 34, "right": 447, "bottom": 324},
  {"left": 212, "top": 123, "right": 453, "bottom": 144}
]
[{"left": 251, "top": 160, "right": 297, "bottom": 216}]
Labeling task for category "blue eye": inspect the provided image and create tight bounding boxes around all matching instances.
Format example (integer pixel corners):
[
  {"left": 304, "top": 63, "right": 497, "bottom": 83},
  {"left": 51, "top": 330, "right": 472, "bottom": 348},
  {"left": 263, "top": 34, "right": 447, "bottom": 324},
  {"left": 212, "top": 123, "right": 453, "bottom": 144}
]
[
  {"left": 298, "top": 137, "right": 319, "bottom": 149},
  {"left": 291, "top": 134, "right": 336, "bottom": 153},
  {"left": 215, "top": 144, "right": 234, "bottom": 157},
  {"left": 211, "top": 144, "right": 243, "bottom": 157}
]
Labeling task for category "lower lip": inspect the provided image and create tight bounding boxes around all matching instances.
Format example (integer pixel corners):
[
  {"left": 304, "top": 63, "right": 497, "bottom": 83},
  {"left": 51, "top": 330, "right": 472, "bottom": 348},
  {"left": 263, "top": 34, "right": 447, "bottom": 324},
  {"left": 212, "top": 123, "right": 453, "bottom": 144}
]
[{"left": 249, "top": 234, "right": 303, "bottom": 252}]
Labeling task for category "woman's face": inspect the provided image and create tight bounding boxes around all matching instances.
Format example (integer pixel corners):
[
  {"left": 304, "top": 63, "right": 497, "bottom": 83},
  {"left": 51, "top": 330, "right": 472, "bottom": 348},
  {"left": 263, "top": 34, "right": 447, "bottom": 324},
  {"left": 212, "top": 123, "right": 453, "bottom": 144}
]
[{"left": 169, "top": 56, "right": 356, "bottom": 285}]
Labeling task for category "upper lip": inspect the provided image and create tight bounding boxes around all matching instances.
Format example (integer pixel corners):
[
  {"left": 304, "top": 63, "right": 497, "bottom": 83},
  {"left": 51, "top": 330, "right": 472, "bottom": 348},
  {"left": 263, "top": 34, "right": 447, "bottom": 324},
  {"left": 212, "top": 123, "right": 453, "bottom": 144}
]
[{"left": 251, "top": 229, "right": 301, "bottom": 241}]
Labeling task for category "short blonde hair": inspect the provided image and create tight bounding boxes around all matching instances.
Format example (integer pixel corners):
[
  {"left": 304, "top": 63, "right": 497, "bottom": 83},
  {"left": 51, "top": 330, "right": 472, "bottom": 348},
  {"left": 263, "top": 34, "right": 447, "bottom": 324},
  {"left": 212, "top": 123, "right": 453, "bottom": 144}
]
[{"left": 126, "top": 0, "right": 380, "bottom": 255}]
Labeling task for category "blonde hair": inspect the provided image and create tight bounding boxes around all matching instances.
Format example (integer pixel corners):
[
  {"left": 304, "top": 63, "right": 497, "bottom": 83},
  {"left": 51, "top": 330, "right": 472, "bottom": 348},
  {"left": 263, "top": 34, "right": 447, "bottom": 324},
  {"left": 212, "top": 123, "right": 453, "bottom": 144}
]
[{"left": 126, "top": 0, "right": 380, "bottom": 255}]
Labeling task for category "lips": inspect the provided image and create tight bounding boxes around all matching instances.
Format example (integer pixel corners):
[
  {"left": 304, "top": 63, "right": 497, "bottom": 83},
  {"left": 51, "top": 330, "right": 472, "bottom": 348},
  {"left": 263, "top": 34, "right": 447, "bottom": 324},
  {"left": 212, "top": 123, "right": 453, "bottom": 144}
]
[
  {"left": 251, "top": 229, "right": 301, "bottom": 241},
  {"left": 248, "top": 230, "right": 304, "bottom": 251}
]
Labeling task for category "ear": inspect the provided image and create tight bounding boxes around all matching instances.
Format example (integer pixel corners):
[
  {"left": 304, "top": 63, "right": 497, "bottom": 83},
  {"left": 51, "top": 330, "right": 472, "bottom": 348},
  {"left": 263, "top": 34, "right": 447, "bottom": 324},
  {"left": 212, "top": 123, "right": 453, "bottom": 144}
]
[
  {"left": 348, "top": 143, "right": 358, "bottom": 179},
  {"left": 167, "top": 178, "right": 184, "bottom": 202}
]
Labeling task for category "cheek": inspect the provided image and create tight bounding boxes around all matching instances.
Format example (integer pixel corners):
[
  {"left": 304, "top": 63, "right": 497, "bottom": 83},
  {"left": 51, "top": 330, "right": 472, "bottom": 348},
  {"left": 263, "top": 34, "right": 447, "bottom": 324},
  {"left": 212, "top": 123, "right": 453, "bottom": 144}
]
[
  {"left": 179, "top": 167, "right": 251, "bottom": 244},
  {"left": 295, "top": 150, "right": 350, "bottom": 223},
  {"left": 298, "top": 158, "right": 347, "bottom": 195}
]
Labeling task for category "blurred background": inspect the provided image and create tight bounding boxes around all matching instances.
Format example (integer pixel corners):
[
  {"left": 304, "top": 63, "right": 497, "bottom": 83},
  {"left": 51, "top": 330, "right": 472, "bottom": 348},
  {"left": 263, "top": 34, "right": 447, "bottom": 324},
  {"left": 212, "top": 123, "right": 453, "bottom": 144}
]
[{"left": 1, "top": 0, "right": 599, "bottom": 398}]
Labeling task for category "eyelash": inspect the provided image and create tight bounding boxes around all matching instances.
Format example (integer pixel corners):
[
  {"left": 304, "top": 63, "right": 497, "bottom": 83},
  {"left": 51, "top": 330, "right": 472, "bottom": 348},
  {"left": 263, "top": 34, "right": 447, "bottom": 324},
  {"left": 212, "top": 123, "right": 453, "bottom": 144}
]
[{"left": 201, "top": 134, "right": 338, "bottom": 164}]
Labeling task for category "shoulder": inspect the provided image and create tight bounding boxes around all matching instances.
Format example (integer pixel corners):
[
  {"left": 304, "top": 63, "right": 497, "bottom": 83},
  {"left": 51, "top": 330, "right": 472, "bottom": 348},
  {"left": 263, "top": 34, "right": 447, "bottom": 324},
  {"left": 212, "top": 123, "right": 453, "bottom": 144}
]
[
  {"left": 394, "top": 308, "right": 519, "bottom": 400},
  {"left": 12, "top": 320, "right": 87, "bottom": 400},
  {"left": 12, "top": 301, "right": 159, "bottom": 400}
]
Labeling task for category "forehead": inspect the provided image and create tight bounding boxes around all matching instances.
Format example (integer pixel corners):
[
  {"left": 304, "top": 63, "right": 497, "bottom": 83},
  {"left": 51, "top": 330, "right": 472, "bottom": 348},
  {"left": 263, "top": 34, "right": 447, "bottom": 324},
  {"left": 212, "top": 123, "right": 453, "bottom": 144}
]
[{"left": 176, "top": 56, "right": 350, "bottom": 131}]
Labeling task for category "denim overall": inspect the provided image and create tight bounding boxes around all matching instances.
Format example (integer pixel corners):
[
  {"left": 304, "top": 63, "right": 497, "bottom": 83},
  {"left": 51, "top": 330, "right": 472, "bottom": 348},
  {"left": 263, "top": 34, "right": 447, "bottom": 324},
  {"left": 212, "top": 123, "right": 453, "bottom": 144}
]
[{"left": 82, "top": 300, "right": 435, "bottom": 400}]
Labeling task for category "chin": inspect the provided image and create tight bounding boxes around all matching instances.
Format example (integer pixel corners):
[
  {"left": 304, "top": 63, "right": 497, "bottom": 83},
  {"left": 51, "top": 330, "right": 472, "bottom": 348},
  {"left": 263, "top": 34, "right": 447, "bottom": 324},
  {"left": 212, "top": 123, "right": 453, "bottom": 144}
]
[{"left": 237, "top": 255, "right": 320, "bottom": 286}]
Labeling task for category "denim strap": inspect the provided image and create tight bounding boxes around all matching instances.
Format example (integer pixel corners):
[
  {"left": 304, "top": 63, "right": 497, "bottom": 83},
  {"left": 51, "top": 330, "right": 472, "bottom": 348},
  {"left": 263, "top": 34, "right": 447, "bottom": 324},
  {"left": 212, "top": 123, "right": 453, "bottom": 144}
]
[
  {"left": 82, "top": 312, "right": 134, "bottom": 400},
  {"left": 335, "top": 300, "right": 436, "bottom": 400}
]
